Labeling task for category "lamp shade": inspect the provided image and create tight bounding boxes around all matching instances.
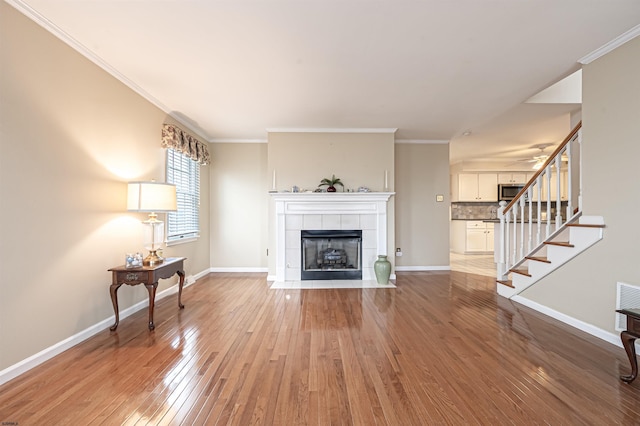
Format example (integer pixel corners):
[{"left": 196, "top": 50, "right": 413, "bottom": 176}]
[{"left": 127, "top": 181, "right": 177, "bottom": 212}]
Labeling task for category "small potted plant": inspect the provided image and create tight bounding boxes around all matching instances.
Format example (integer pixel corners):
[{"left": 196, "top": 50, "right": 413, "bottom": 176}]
[{"left": 318, "top": 174, "right": 344, "bottom": 192}]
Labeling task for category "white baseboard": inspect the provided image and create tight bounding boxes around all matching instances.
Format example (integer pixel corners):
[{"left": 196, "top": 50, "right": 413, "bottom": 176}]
[
  {"left": 395, "top": 266, "right": 451, "bottom": 272},
  {"left": 209, "top": 267, "right": 268, "bottom": 273},
  {"left": 0, "top": 268, "right": 208, "bottom": 386},
  {"left": 512, "top": 295, "right": 622, "bottom": 349}
]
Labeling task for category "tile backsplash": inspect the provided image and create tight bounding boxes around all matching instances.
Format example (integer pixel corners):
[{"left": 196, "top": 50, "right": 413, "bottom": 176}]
[
  {"left": 451, "top": 202, "right": 498, "bottom": 220},
  {"left": 451, "top": 201, "right": 568, "bottom": 221}
]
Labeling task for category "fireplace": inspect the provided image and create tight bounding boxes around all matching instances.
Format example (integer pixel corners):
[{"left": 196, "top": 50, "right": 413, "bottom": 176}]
[
  {"left": 301, "top": 230, "right": 362, "bottom": 280},
  {"left": 269, "top": 192, "right": 394, "bottom": 282}
]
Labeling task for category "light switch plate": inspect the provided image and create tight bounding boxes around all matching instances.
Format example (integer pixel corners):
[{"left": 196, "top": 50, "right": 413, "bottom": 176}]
[{"left": 436, "top": 194, "right": 444, "bottom": 202}]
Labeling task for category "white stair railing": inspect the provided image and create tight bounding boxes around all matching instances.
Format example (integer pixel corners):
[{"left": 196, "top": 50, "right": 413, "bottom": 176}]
[{"left": 497, "top": 122, "right": 582, "bottom": 280}]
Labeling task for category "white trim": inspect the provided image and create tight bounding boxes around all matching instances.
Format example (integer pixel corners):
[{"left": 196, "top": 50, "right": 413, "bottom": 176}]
[
  {"left": 395, "top": 139, "right": 449, "bottom": 145},
  {"left": 512, "top": 295, "right": 622, "bottom": 349},
  {"left": 270, "top": 192, "right": 394, "bottom": 204},
  {"left": 210, "top": 138, "right": 267, "bottom": 144},
  {"left": 166, "top": 235, "right": 199, "bottom": 246},
  {"left": 395, "top": 266, "right": 451, "bottom": 271},
  {"left": 191, "top": 268, "right": 211, "bottom": 282},
  {"left": 6, "top": 0, "right": 211, "bottom": 143},
  {"left": 209, "top": 267, "right": 268, "bottom": 273},
  {"left": 579, "top": 24, "right": 640, "bottom": 64},
  {"left": 0, "top": 269, "right": 208, "bottom": 386},
  {"left": 266, "top": 128, "right": 398, "bottom": 134}
]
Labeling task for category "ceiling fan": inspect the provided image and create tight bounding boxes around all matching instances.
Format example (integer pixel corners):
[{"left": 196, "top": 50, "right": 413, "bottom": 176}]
[
  {"left": 506, "top": 144, "right": 553, "bottom": 169},
  {"left": 530, "top": 147, "right": 549, "bottom": 170},
  {"left": 520, "top": 144, "right": 568, "bottom": 170}
]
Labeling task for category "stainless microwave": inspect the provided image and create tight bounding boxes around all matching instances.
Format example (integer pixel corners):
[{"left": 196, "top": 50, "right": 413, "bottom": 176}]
[{"left": 498, "top": 184, "right": 525, "bottom": 201}]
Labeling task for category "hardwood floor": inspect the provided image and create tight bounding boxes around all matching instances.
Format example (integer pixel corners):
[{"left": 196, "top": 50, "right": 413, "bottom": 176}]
[
  {"left": 1, "top": 271, "right": 639, "bottom": 425},
  {"left": 450, "top": 252, "right": 496, "bottom": 278}
]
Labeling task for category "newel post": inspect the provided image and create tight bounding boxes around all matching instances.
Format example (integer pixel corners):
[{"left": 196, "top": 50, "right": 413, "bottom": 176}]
[{"left": 497, "top": 201, "right": 508, "bottom": 280}]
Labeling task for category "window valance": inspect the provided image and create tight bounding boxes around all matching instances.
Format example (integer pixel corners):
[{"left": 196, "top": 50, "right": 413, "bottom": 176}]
[{"left": 161, "top": 124, "right": 211, "bottom": 165}]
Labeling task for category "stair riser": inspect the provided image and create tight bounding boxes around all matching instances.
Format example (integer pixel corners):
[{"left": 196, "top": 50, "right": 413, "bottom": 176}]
[{"left": 497, "top": 222, "right": 604, "bottom": 298}]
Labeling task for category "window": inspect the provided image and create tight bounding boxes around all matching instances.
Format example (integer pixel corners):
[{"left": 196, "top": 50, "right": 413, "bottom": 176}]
[{"left": 166, "top": 148, "right": 200, "bottom": 243}]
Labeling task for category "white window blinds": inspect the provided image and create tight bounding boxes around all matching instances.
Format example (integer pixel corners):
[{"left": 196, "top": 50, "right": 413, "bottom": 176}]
[{"left": 166, "top": 148, "right": 200, "bottom": 242}]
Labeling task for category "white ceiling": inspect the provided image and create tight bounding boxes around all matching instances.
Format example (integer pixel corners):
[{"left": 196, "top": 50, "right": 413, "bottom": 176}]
[{"left": 9, "top": 0, "right": 640, "bottom": 165}]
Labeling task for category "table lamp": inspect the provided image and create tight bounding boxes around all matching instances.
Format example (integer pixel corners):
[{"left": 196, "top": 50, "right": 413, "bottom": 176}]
[{"left": 127, "top": 181, "right": 177, "bottom": 266}]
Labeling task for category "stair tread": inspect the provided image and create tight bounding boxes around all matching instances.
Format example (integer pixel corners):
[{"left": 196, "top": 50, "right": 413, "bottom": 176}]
[
  {"left": 510, "top": 268, "right": 532, "bottom": 277},
  {"left": 544, "top": 241, "right": 575, "bottom": 248},
  {"left": 497, "top": 280, "right": 514, "bottom": 288},
  {"left": 566, "top": 223, "right": 605, "bottom": 228},
  {"left": 526, "top": 256, "right": 551, "bottom": 263}
]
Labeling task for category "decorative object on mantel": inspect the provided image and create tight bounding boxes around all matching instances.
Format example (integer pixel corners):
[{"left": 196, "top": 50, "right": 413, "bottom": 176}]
[
  {"left": 374, "top": 255, "right": 392, "bottom": 285},
  {"left": 318, "top": 174, "right": 344, "bottom": 192},
  {"left": 358, "top": 186, "right": 370, "bottom": 193},
  {"left": 161, "top": 124, "right": 211, "bottom": 165}
]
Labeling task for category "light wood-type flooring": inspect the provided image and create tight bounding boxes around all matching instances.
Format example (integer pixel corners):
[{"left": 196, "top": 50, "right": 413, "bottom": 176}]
[
  {"left": 1, "top": 271, "right": 639, "bottom": 425},
  {"left": 450, "top": 252, "right": 496, "bottom": 278}
]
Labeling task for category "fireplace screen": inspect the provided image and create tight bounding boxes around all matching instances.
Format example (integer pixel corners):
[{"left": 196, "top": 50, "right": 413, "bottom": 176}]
[{"left": 301, "top": 230, "right": 362, "bottom": 280}]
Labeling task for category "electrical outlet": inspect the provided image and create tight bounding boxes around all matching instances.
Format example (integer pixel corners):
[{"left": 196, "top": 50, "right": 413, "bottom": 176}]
[{"left": 395, "top": 248, "right": 403, "bottom": 257}]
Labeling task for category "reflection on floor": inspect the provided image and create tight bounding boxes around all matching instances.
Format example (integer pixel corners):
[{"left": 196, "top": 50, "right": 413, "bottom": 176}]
[
  {"left": 270, "top": 280, "right": 396, "bottom": 289},
  {"left": 450, "top": 252, "right": 496, "bottom": 278}
]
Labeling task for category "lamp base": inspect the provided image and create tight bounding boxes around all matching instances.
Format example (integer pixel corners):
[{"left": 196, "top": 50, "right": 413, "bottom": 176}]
[{"left": 143, "top": 250, "right": 164, "bottom": 266}]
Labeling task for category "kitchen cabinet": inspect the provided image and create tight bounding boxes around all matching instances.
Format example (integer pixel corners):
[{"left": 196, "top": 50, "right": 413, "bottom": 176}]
[
  {"left": 540, "top": 170, "right": 568, "bottom": 201},
  {"left": 465, "top": 221, "right": 494, "bottom": 253},
  {"left": 498, "top": 173, "right": 527, "bottom": 184},
  {"left": 456, "top": 173, "right": 498, "bottom": 202},
  {"left": 450, "top": 220, "right": 495, "bottom": 254}
]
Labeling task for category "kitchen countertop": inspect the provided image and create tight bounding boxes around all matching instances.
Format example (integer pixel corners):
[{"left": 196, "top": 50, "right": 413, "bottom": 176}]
[{"left": 451, "top": 218, "right": 495, "bottom": 221}]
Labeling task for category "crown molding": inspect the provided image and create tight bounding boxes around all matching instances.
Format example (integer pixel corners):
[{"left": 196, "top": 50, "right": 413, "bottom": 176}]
[
  {"left": 6, "top": 0, "right": 211, "bottom": 143},
  {"left": 210, "top": 138, "right": 268, "bottom": 144},
  {"left": 579, "top": 24, "right": 640, "bottom": 64},
  {"left": 395, "top": 139, "right": 449, "bottom": 144},
  {"left": 266, "top": 128, "right": 398, "bottom": 134}
]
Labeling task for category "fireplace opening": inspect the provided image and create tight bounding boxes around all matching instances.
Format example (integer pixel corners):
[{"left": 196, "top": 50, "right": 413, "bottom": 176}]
[{"left": 301, "top": 230, "right": 362, "bottom": 280}]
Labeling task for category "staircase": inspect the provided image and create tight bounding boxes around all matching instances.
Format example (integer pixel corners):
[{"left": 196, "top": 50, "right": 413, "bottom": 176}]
[
  {"left": 495, "top": 122, "right": 606, "bottom": 298},
  {"left": 496, "top": 215, "right": 605, "bottom": 298}
]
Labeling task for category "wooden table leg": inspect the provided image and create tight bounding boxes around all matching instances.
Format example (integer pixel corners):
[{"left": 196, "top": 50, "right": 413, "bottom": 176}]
[
  {"left": 145, "top": 283, "right": 158, "bottom": 331},
  {"left": 177, "top": 270, "right": 185, "bottom": 309},
  {"left": 621, "top": 331, "right": 638, "bottom": 383},
  {"left": 109, "top": 283, "right": 122, "bottom": 331}
]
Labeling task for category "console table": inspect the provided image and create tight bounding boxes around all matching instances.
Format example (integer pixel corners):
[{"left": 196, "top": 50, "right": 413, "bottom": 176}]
[
  {"left": 109, "top": 257, "right": 186, "bottom": 331},
  {"left": 616, "top": 308, "right": 640, "bottom": 383}
]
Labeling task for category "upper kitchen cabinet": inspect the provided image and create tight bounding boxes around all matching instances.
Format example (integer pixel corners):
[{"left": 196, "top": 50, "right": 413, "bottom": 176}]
[
  {"left": 543, "top": 169, "right": 568, "bottom": 201},
  {"left": 498, "top": 173, "right": 527, "bottom": 184},
  {"left": 454, "top": 173, "right": 498, "bottom": 202}
]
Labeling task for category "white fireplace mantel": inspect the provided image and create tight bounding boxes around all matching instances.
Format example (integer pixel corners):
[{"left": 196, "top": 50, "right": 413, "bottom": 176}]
[{"left": 270, "top": 192, "right": 394, "bottom": 282}]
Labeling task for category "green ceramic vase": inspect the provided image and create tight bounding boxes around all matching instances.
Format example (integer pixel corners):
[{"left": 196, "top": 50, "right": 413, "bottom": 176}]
[{"left": 374, "top": 255, "right": 391, "bottom": 285}]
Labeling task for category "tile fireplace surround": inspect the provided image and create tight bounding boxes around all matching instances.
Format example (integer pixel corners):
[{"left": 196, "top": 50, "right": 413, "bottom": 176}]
[{"left": 269, "top": 192, "right": 395, "bottom": 283}]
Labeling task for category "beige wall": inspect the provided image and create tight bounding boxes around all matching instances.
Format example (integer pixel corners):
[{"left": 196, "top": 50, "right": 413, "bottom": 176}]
[
  {"left": 395, "top": 143, "right": 450, "bottom": 268},
  {"left": 267, "top": 131, "right": 396, "bottom": 275},
  {"left": 267, "top": 131, "right": 395, "bottom": 192},
  {"left": 0, "top": 4, "right": 210, "bottom": 370},
  {"left": 209, "top": 143, "right": 268, "bottom": 268},
  {"left": 208, "top": 134, "right": 451, "bottom": 275},
  {"left": 521, "top": 36, "right": 640, "bottom": 333}
]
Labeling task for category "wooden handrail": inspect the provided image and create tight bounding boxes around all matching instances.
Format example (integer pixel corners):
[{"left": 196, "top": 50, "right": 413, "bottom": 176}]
[{"left": 503, "top": 120, "right": 582, "bottom": 213}]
